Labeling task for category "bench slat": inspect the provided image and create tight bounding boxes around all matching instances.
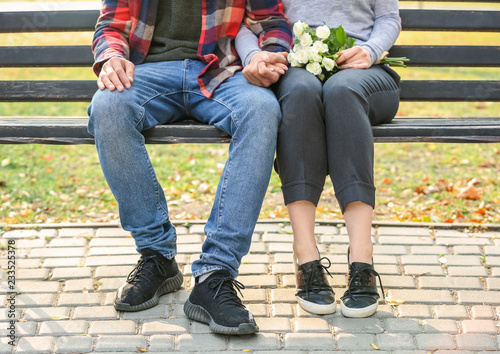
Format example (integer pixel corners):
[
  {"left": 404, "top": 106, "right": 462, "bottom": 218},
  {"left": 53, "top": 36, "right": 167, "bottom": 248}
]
[
  {"left": 1, "top": 80, "right": 499, "bottom": 102},
  {"left": 2, "top": 45, "right": 499, "bottom": 67},
  {"left": 1, "top": 10, "right": 499, "bottom": 33},
  {"left": 1, "top": 117, "right": 499, "bottom": 144}
]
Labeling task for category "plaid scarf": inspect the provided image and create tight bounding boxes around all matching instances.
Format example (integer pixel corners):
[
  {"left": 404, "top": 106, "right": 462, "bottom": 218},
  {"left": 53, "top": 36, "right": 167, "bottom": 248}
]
[{"left": 92, "top": 0, "right": 291, "bottom": 97}]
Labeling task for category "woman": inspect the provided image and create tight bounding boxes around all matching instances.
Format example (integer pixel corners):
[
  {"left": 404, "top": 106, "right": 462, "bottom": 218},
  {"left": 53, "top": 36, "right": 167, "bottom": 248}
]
[{"left": 236, "top": 1, "right": 400, "bottom": 317}]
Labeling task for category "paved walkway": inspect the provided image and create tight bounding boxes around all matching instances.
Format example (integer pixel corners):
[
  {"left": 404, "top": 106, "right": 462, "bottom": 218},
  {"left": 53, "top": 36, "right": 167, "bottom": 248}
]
[{"left": 1, "top": 221, "right": 499, "bottom": 353}]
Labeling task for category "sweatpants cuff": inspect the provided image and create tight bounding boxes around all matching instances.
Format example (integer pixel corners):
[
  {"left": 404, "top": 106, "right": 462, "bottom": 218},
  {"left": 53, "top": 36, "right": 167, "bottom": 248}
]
[{"left": 335, "top": 181, "right": 376, "bottom": 213}]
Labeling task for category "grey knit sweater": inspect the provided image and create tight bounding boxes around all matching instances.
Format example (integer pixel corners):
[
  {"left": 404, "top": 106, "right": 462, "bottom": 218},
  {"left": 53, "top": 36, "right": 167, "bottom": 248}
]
[{"left": 236, "top": 0, "right": 401, "bottom": 66}]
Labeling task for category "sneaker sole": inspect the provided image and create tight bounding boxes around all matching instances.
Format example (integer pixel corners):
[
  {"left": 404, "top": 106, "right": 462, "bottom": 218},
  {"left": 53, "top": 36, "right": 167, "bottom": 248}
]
[
  {"left": 114, "top": 271, "right": 184, "bottom": 312},
  {"left": 340, "top": 301, "right": 378, "bottom": 318},
  {"left": 296, "top": 295, "right": 337, "bottom": 315},
  {"left": 184, "top": 299, "right": 259, "bottom": 335}
]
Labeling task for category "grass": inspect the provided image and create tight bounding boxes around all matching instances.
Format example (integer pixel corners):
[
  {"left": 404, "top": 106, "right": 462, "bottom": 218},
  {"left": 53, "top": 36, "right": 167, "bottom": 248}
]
[{"left": 0, "top": 4, "right": 499, "bottom": 225}]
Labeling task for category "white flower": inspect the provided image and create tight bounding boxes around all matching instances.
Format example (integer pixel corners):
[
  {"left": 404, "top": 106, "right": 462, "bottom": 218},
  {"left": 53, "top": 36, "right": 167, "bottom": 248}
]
[
  {"left": 312, "top": 40, "right": 328, "bottom": 53},
  {"left": 299, "top": 33, "right": 313, "bottom": 48},
  {"left": 316, "top": 25, "right": 331, "bottom": 40},
  {"left": 294, "top": 49, "right": 310, "bottom": 64},
  {"left": 293, "top": 21, "right": 308, "bottom": 38},
  {"left": 322, "top": 57, "right": 336, "bottom": 71},
  {"left": 306, "top": 62, "right": 322, "bottom": 76}
]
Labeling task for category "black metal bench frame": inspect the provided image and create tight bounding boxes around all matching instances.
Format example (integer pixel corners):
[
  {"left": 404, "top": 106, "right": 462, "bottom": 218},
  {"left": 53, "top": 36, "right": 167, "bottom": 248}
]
[{"left": 1, "top": 0, "right": 499, "bottom": 144}]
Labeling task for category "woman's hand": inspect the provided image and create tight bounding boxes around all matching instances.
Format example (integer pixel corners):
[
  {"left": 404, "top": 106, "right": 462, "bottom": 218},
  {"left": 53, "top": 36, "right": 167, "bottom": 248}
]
[
  {"left": 242, "top": 51, "right": 288, "bottom": 87},
  {"left": 336, "top": 46, "right": 372, "bottom": 70}
]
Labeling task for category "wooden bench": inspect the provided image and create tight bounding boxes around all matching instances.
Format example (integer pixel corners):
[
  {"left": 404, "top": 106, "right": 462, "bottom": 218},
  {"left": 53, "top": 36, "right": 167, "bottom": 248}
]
[{"left": 1, "top": 1, "right": 499, "bottom": 144}]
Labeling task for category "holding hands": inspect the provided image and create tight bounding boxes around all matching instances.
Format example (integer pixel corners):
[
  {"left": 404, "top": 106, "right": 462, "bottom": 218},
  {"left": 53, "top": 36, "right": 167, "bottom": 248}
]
[{"left": 242, "top": 51, "right": 288, "bottom": 87}]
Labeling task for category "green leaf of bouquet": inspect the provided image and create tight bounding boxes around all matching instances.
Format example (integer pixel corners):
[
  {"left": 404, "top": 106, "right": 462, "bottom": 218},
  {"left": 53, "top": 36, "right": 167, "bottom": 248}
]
[{"left": 335, "top": 26, "right": 348, "bottom": 47}]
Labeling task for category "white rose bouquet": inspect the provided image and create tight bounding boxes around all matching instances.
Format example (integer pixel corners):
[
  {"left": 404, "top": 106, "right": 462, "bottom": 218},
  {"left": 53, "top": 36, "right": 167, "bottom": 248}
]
[{"left": 288, "top": 21, "right": 409, "bottom": 81}]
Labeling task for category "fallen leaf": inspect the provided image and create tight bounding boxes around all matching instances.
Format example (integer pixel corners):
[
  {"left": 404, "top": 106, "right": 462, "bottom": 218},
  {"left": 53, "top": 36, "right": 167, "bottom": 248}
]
[
  {"left": 371, "top": 343, "right": 380, "bottom": 350},
  {"left": 385, "top": 297, "right": 406, "bottom": 306},
  {"left": 50, "top": 316, "right": 70, "bottom": 320},
  {"left": 136, "top": 347, "right": 148, "bottom": 352},
  {"left": 438, "top": 257, "right": 447, "bottom": 264},
  {"left": 455, "top": 185, "right": 481, "bottom": 200},
  {"left": 381, "top": 177, "right": 392, "bottom": 185}
]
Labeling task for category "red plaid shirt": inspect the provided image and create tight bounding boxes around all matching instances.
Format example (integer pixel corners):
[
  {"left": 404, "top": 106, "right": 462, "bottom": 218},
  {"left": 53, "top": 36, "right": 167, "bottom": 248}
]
[{"left": 92, "top": 0, "right": 291, "bottom": 97}]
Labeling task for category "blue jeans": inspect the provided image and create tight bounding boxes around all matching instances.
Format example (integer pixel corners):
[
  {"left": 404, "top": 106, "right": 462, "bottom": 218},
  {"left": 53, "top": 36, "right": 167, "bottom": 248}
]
[{"left": 87, "top": 60, "right": 280, "bottom": 278}]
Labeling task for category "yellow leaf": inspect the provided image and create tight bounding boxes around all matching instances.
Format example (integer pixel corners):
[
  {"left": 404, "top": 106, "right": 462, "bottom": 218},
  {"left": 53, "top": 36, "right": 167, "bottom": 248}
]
[
  {"left": 18, "top": 319, "right": 27, "bottom": 322},
  {"left": 136, "top": 347, "right": 148, "bottom": 352},
  {"left": 82, "top": 287, "right": 89, "bottom": 293},
  {"left": 50, "top": 315, "right": 70, "bottom": 320},
  {"left": 385, "top": 297, "right": 406, "bottom": 306},
  {"left": 371, "top": 343, "right": 380, "bottom": 350}
]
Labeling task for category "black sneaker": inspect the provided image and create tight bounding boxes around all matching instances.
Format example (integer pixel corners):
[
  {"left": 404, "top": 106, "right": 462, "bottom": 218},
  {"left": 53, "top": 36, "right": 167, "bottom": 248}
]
[
  {"left": 184, "top": 269, "right": 258, "bottom": 335},
  {"left": 114, "top": 248, "right": 184, "bottom": 312},
  {"left": 294, "top": 256, "right": 336, "bottom": 315},
  {"left": 340, "top": 253, "right": 384, "bottom": 318}
]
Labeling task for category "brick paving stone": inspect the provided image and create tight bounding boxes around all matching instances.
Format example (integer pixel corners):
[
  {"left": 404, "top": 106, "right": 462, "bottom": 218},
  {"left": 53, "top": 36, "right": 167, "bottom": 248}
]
[
  {"left": 255, "top": 317, "right": 291, "bottom": 332},
  {"left": 88, "top": 320, "right": 136, "bottom": 335},
  {"left": 16, "top": 294, "right": 55, "bottom": 308},
  {"left": 292, "top": 318, "right": 331, "bottom": 332},
  {"left": 241, "top": 254, "right": 270, "bottom": 264},
  {"left": 458, "top": 291, "right": 500, "bottom": 305},
  {"left": 453, "top": 245, "right": 482, "bottom": 255},
  {"left": 442, "top": 255, "right": 482, "bottom": 266},
  {"left": 336, "top": 333, "right": 376, "bottom": 350},
  {"left": 486, "top": 256, "right": 500, "bottom": 266},
  {"left": 170, "top": 304, "right": 188, "bottom": 318},
  {"left": 58, "top": 228, "right": 95, "bottom": 238},
  {"left": 6, "top": 258, "right": 41, "bottom": 269},
  {"left": 410, "top": 246, "right": 448, "bottom": 255},
  {"left": 434, "top": 229, "right": 471, "bottom": 238},
  {"left": 330, "top": 318, "right": 384, "bottom": 334},
  {"left": 373, "top": 305, "right": 397, "bottom": 319},
  {"left": 433, "top": 305, "right": 468, "bottom": 319},
  {"left": 177, "top": 243, "right": 203, "bottom": 254},
  {"left": 23, "top": 307, "right": 71, "bottom": 322},
  {"left": 320, "top": 235, "right": 355, "bottom": 244},
  {"left": 16, "top": 336, "right": 55, "bottom": 353},
  {"left": 492, "top": 267, "right": 500, "bottom": 277},
  {"left": 228, "top": 333, "right": 281, "bottom": 350},
  {"left": 120, "top": 305, "right": 170, "bottom": 320},
  {"left": 404, "top": 265, "right": 444, "bottom": 276},
  {"left": 262, "top": 233, "right": 293, "bottom": 242},
  {"left": 57, "top": 293, "right": 101, "bottom": 307},
  {"left": 418, "top": 276, "right": 482, "bottom": 290},
  {"left": 187, "top": 224, "right": 206, "bottom": 234},
  {"left": 436, "top": 237, "right": 488, "bottom": 246},
  {"left": 271, "top": 303, "right": 294, "bottom": 317},
  {"left": 456, "top": 334, "right": 497, "bottom": 350},
  {"left": 49, "top": 238, "right": 87, "bottom": 248},
  {"left": 2, "top": 229, "right": 39, "bottom": 239},
  {"left": 415, "top": 333, "right": 456, "bottom": 350},
  {"left": 0, "top": 322, "right": 36, "bottom": 337},
  {"left": 29, "top": 247, "right": 85, "bottom": 258},
  {"left": 284, "top": 333, "right": 335, "bottom": 350},
  {"left": 249, "top": 242, "right": 267, "bottom": 253},
  {"left": 376, "top": 333, "right": 416, "bottom": 350},
  {"left": 384, "top": 318, "right": 422, "bottom": 333},
  {"left": 176, "top": 333, "right": 227, "bottom": 351},
  {"left": 271, "top": 263, "right": 295, "bottom": 274},
  {"left": 239, "top": 289, "right": 267, "bottom": 303},
  {"left": 235, "top": 263, "right": 268, "bottom": 275},
  {"left": 470, "top": 305, "right": 495, "bottom": 319},
  {"left": 397, "top": 305, "right": 433, "bottom": 318},
  {"left": 15, "top": 239, "right": 47, "bottom": 249},
  {"left": 380, "top": 276, "right": 416, "bottom": 289},
  {"left": 270, "top": 288, "right": 296, "bottom": 303},
  {"left": 94, "top": 265, "right": 134, "bottom": 278},
  {"left": 51, "top": 267, "right": 93, "bottom": 280},
  {"left": 268, "top": 243, "right": 293, "bottom": 253},
  {"left": 63, "top": 279, "right": 95, "bottom": 292},
  {"left": 147, "top": 334, "right": 175, "bottom": 352},
  {"left": 372, "top": 255, "right": 399, "bottom": 264},
  {"left": 373, "top": 245, "right": 407, "bottom": 255},
  {"left": 175, "top": 234, "right": 203, "bottom": 244},
  {"left": 377, "top": 227, "right": 430, "bottom": 236},
  {"left": 374, "top": 264, "right": 400, "bottom": 275},
  {"left": 273, "top": 253, "right": 293, "bottom": 264},
  {"left": 378, "top": 236, "right": 434, "bottom": 245},
  {"left": 247, "top": 304, "right": 268, "bottom": 317},
  {"left": 16, "top": 268, "right": 49, "bottom": 281},
  {"left": 97, "top": 277, "right": 126, "bottom": 292},
  {"left": 237, "top": 275, "right": 277, "bottom": 288},
  {"left": 461, "top": 319, "right": 498, "bottom": 334},
  {"left": 94, "top": 335, "right": 146, "bottom": 352},
  {"left": 142, "top": 318, "right": 190, "bottom": 334},
  {"left": 38, "top": 320, "right": 88, "bottom": 336},
  {"left": 55, "top": 335, "right": 93, "bottom": 353},
  {"left": 89, "top": 238, "right": 135, "bottom": 247},
  {"left": 447, "top": 266, "right": 488, "bottom": 277},
  {"left": 72, "top": 306, "right": 118, "bottom": 320},
  {"left": 422, "top": 319, "right": 459, "bottom": 333},
  {"left": 387, "top": 290, "right": 454, "bottom": 304},
  {"left": 401, "top": 255, "right": 439, "bottom": 265},
  {"left": 84, "top": 255, "right": 139, "bottom": 267},
  {"left": 3, "top": 281, "right": 60, "bottom": 294},
  {"left": 88, "top": 247, "right": 137, "bottom": 256},
  {"left": 485, "top": 246, "right": 500, "bottom": 256},
  {"left": 43, "top": 258, "right": 86, "bottom": 268}
]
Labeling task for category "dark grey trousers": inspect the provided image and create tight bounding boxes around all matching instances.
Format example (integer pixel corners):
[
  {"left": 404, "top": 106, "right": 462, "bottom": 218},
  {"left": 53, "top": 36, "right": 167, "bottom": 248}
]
[{"left": 273, "top": 65, "right": 401, "bottom": 213}]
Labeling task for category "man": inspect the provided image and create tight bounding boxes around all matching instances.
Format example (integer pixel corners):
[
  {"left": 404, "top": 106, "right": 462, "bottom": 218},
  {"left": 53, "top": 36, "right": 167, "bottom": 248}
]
[{"left": 87, "top": 0, "right": 291, "bottom": 335}]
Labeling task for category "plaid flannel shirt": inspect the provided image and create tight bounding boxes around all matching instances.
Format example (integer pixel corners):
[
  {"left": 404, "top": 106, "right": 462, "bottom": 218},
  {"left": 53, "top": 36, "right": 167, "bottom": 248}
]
[{"left": 92, "top": 0, "right": 292, "bottom": 97}]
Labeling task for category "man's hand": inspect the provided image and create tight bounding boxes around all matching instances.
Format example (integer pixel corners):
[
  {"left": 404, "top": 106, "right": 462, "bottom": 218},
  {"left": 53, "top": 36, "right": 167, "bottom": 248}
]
[
  {"left": 97, "top": 57, "right": 135, "bottom": 92},
  {"left": 242, "top": 51, "right": 288, "bottom": 87},
  {"left": 336, "top": 46, "right": 372, "bottom": 70}
]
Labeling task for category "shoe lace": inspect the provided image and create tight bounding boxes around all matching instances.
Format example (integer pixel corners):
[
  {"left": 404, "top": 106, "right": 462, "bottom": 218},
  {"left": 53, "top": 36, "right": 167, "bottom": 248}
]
[
  {"left": 126, "top": 255, "right": 167, "bottom": 284},
  {"left": 304, "top": 257, "right": 333, "bottom": 294},
  {"left": 208, "top": 275, "right": 246, "bottom": 307},
  {"left": 344, "top": 266, "right": 385, "bottom": 302}
]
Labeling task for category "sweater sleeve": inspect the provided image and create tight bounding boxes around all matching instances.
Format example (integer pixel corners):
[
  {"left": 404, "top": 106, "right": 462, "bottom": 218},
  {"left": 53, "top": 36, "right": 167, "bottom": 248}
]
[
  {"left": 360, "top": 0, "right": 401, "bottom": 65},
  {"left": 235, "top": 24, "right": 262, "bottom": 67},
  {"left": 244, "top": 0, "right": 292, "bottom": 54},
  {"left": 91, "top": 2, "right": 132, "bottom": 76}
]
